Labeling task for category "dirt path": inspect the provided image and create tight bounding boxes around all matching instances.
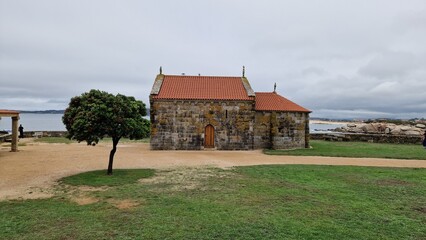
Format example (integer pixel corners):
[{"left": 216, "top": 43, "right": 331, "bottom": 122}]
[{"left": 1, "top": 139, "right": 425, "bottom": 200}]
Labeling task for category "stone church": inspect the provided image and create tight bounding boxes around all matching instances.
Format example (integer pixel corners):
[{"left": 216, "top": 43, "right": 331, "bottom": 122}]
[{"left": 150, "top": 69, "right": 311, "bottom": 150}]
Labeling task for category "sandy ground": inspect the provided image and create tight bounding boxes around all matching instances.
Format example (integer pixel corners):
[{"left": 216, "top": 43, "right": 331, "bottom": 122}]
[{"left": 1, "top": 138, "right": 425, "bottom": 201}]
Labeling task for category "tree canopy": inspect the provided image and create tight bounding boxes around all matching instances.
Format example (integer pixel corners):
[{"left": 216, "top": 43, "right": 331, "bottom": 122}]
[{"left": 63, "top": 89, "right": 150, "bottom": 175}]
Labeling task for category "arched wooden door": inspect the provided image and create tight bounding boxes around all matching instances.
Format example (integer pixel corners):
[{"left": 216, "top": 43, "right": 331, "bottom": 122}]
[{"left": 204, "top": 124, "right": 215, "bottom": 148}]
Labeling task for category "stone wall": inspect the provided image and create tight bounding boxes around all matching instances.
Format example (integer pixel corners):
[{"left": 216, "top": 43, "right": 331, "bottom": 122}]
[
  {"left": 151, "top": 99, "right": 310, "bottom": 150},
  {"left": 254, "top": 111, "right": 309, "bottom": 149},
  {"left": 311, "top": 133, "right": 422, "bottom": 144},
  {"left": 150, "top": 100, "right": 256, "bottom": 150}
]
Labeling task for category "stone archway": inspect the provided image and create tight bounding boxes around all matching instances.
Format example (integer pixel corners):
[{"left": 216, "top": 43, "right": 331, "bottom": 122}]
[{"left": 0, "top": 110, "right": 20, "bottom": 152}]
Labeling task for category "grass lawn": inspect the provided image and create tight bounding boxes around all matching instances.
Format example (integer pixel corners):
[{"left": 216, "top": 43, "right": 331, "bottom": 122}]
[
  {"left": 1, "top": 166, "right": 425, "bottom": 239},
  {"left": 61, "top": 169, "right": 155, "bottom": 187},
  {"left": 265, "top": 140, "right": 426, "bottom": 160}
]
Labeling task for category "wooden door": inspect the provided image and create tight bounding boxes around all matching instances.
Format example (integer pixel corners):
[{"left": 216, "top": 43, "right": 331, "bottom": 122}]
[{"left": 204, "top": 125, "right": 215, "bottom": 148}]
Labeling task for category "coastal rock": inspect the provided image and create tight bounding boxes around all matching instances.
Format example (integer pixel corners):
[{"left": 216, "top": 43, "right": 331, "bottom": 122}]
[
  {"left": 400, "top": 126, "right": 411, "bottom": 131},
  {"left": 405, "top": 130, "right": 421, "bottom": 136},
  {"left": 377, "top": 124, "right": 387, "bottom": 132},
  {"left": 390, "top": 126, "right": 402, "bottom": 135},
  {"left": 384, "top": 128, "right": 391, "bottom": 134},
  {"left": 386, "top": 124, "right": 397, "bottom": 131},
  {"left": 333, "top": 121, "right": 426, "bottom": 136},
  {"left": 348, "top": 127, "right": 364, "bottom": 133},
  {"left": 361, "top": 124, "right": 377, "bottom": 133}
]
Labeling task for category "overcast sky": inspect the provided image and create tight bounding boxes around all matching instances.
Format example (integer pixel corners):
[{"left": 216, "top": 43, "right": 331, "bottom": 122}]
[{"left": 1, "top": 0, "right": 425, "bottom": 119}]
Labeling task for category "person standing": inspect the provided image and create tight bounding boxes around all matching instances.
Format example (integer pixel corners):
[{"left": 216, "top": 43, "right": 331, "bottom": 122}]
[{"left": 18, "top": 124, "right": 24, "bottom": 138}]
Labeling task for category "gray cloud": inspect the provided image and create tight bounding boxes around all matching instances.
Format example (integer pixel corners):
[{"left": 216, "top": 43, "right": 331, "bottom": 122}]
[
  {"left": 359, "top": 51, "right": 425, "bottom": 79},
  {"left": 1, "top": 0, "right": 425, "bottom": 119}
]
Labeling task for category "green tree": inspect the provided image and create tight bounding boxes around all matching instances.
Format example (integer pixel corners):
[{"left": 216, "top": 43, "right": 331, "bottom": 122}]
[{"left": 63, "top": 89, "right": 150, "bottom": 175}]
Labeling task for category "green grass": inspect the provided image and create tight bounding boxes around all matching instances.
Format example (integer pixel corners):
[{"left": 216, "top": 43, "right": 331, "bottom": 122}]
[
  {"left": 61, "top": 169, "right": 155, "bottom": 187},
  {"left": 265, "top": 140, "right": 426, "bottom": 160},
  {"left": 1, "top": 166, "right": 425, "bottom": 239}
]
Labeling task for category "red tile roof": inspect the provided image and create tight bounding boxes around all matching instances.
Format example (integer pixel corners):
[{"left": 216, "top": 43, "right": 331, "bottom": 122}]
[
  {"left": 152, "top": 75, "right": 253, "bottom": 101},
  {"left": 255, "top": 92, "right": 311, "bottom": 112},
  {"left": 0, "top": 109, "right": 20, "bottom": 116}
]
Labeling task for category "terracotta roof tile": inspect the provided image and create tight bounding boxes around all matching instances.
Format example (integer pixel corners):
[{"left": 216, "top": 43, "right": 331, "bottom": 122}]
[
  {"left": 152, "top": 75, "right": 253, "bottom": 101},
  {"left": 255, "top": 92, "right": 311, "bottom": 112},
  {"left": 0, "top": 109, "right": 20, "bottom": 115}
]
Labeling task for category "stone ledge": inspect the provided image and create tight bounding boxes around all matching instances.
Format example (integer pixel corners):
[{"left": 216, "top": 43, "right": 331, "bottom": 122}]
[{"left": 311, "top": 133, "right": 422, "bottom": 144}]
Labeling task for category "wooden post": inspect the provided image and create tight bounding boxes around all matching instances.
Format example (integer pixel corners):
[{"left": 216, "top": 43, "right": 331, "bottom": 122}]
[{"left": 11, "top": 116, "right": 19, "bottom": 152}]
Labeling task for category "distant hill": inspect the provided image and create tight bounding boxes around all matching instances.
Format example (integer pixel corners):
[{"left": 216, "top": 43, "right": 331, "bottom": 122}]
[
  {"left": 20, "top": 110, "right": 65, "bottom": 114},
  {"left": 310, "top": 117, "right": 355, "bottom": 122}
]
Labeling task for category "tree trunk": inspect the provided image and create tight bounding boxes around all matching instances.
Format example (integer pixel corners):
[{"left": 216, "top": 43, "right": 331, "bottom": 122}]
[{"left": 107, "top": 137, "right": 120, "bottom": 175}]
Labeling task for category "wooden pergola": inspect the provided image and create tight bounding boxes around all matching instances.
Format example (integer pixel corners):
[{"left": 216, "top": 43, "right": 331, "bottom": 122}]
[{"left": 0, "top": 109, "right": 20, "bottom": 152}]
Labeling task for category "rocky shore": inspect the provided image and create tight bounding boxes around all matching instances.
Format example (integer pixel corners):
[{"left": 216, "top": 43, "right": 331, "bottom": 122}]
[
  {"left": 310, "top": 121, "right": 425, "bottom": 144},
  {"left": 335, "top": 122, "right": 426, "bottom": 136}
]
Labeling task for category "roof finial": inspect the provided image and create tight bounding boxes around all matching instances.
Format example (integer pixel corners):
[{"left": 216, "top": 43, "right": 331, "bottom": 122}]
[
  {"left": 273, "top": 82, "right": 277, "bottom": 93},
  {"left": 242, "top": 66, "right": 245, "bottom": 77},
  {"left": 159, "top": 66, "right": 162, "bottom": 74}
]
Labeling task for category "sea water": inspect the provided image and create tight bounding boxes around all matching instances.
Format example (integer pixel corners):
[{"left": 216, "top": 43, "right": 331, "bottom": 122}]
[
  {"left": 0, "top": 113, "right": 66, "bottom": 131},
  {"left": 1, "top": 113, "right": 344, "bottom": 133},
  {"left": 0, "top": 113, "right": 152, "bottom": 132},
  {"left": 310, "top": 123, "right": 345, "bottom": 133}
]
